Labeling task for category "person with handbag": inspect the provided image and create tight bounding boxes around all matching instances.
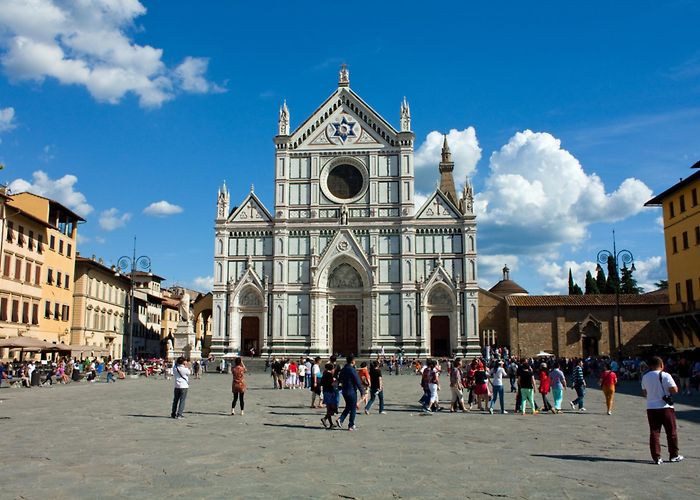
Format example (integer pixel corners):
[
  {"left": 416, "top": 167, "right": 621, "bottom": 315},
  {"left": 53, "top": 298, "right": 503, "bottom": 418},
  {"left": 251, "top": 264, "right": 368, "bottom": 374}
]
[{"left": 641, "top": 356, "right": 683, "bottom": 465}]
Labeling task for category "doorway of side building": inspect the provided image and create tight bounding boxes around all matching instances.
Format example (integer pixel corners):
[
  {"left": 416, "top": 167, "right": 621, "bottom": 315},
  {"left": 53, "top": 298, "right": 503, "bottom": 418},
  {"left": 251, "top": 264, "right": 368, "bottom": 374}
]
[
  {"left": 332, "top": 305, "right": 358, "bottom": 357},
  {"left": 430, "top": 316, "right": 450, "bottom": 357},
  {"left": 241, "top": 316, "right": 260, "bottom": 356},
  {"left": 582, "top": 336, "right": 599, "bottom": 358}
]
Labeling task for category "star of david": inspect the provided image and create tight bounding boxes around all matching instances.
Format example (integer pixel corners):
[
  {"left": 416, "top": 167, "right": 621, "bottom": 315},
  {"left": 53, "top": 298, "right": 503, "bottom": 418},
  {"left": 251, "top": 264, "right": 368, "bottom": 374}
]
[{"left": 331, "top": 116, "right": 357, "bottom": 143}]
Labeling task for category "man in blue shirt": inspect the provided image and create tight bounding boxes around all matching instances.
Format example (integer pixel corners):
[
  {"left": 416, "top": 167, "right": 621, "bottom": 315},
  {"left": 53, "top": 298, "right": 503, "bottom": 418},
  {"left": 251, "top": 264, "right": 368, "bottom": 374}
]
[{"left": 336, "top": 355, "right": 365, "bottom": 431}]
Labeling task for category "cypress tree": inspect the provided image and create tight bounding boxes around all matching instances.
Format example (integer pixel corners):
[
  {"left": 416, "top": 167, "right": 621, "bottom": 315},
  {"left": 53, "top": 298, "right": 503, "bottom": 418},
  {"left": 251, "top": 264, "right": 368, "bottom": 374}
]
[
  {"left": 620, "top": 264, "right": 642, "bottom": 294},
  {"left": 572, "top": 283, "right": 583, "bottom": 295},
  {"left": 605, "top": 255, "right": 619, "bottom": 293},
  {"left": 596, "top": 266, "right": 607, "bottom": 293},
  {"left": 584, "top": 271, "right": 599, "bottom": 294},
  {"left": 568, "top": 268, "right": 575, "bottom": 295}
]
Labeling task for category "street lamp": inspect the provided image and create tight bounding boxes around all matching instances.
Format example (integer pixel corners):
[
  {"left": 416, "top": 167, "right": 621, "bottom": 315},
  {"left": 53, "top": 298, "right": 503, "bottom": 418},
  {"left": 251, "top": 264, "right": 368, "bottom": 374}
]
[
  {"left": 596, "top": 230, "right": 635, "bottom": 362},
  {"left": 115, "top": 237, "right": 151, "bottom": 366}
]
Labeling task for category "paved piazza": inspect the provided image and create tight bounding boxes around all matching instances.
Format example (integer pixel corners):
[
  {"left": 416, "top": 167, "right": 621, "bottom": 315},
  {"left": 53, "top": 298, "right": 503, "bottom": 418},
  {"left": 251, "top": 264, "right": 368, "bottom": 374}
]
[{"left": 1, "top": 368, "right": 698, "bottom": 499}]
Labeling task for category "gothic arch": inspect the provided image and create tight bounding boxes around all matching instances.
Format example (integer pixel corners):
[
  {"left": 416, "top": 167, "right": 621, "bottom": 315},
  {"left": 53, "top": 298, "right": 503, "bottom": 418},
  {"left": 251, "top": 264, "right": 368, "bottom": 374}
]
[{"left": 316, "top": 254, "right": 371, "bottom": 290}]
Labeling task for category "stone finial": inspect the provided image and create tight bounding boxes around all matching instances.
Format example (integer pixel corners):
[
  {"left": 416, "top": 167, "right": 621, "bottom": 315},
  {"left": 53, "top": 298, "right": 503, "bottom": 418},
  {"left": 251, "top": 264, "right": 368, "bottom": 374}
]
[
  {"left": 400, "top": 96, "right": 411, "bottom": 132},
  {"left": 217, "top": 180, "right": 230, "bottom": 220},
  {"left": 339, "top": 63, "right": 350, "bottom": 87},
  {"left": 278, "top": 100, "right": 290, "bottom": 135}
]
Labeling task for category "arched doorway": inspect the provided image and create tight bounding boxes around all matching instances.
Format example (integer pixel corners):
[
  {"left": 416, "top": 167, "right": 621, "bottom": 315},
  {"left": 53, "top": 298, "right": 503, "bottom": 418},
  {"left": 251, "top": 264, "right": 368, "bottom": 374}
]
[
  {"left": 427, "top": 286, "right": 454, "bottom": 357},
  {"left": 241, "top": 316, "right": 260, "bottom": 356},
  {"left": 581, "top": 319, "right": 601, "bottom": 358},
  {"left": 328, "top": 263, "right": 363, "bottom": 356},
  {"left": 237, "top": 287, "right": 264, "bottom": 357}
]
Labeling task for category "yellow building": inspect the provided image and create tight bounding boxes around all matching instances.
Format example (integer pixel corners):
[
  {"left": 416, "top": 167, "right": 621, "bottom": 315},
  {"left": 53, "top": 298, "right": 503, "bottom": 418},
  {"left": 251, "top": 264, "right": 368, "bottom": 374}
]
[
  {"left": 72, "top": 256, "right": 130, "bottom": 359},
  {"left": 8, "top": 192, "right": 83, "bottom": 345},
  {"left": 0, "top": 190, "right": 53, "bottom": 358},
  {"left": 645, "top": 162, "right": 700, "bottom": 347}
]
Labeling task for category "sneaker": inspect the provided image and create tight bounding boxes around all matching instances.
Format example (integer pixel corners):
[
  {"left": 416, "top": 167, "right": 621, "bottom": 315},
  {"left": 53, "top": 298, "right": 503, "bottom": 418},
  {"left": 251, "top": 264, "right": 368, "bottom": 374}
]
[
  {"left": 579, "top": 408, "right": 586, "bottom": 412},
  {"left": 364, "top": 410, "right": 370, "bottom": 415},
  {"left": 670, "top": 455, "right": 684, "bottom": 463},
  {"left": 231, "top": 409, "right": 235, "bottom": 415},
  {"left": 569, "top": 401, "right": 575, "bottom": 410},
  {"left": 379, "top": 411, "right": 387, "bottom": 414},
  {"left": 240, "top": 411, "right": 244, "bottom": 416},
  {"left": 501, "top": 410, "right": 508, "bottom": 414},
  {"left": 654, "top": 458, "right": 663, "bottom": 465},
  {"left": 335, "top": 419, "right": 342, "bottom": 428},
  {"left": 177, "top": 415, "right": 185, "bottom": 419},
  {"left": 320, "top": 417, "right": 328, "bottom": 429},
  {"left": 422, "top": 408, "right": 433, "bottom": 414},
  {"left": 348, "top": 425, "right": 357, "bottom": 431},
  {"left": 607, "top": 411, "right": 612, "bottom": 415},
  {"left": 488, "top": 408, "right": 494, "bottom": 414}
]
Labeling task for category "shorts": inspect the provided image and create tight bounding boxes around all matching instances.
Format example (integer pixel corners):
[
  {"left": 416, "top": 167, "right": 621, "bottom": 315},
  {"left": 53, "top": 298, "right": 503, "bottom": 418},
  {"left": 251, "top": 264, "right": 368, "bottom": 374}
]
[{"left": 428, "top": 383, "right": 439, "bottom": 402}]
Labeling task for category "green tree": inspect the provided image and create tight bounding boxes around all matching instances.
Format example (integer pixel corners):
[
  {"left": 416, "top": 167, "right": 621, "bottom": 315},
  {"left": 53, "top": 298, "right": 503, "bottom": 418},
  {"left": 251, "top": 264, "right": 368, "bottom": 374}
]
[
  {"left": 654, "top": 279, "right": 668, "bottom": 289},
  {"left": 605, "top": 255, "right": 619, "bottom": 293},
  {"left": 568, "top": 268, "right": 583, "bottom": 295},
  {"left": 620, "top": 264, "right": 642, "bottom": 294},
  {"left": 596, "top": 266, "right": 607, "bottom": 292},
  {"left": 584, "top": 271, "right": 599, "bottom": 294}
]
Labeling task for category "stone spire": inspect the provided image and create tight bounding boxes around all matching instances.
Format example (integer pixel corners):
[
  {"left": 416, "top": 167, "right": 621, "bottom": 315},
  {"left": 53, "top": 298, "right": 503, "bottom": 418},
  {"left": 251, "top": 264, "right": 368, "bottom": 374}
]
[
  {"left": 278, "top": 100, "right": 289, "bottom": 135},
  {"left": 438, "top": 135, "right": 457, "bottom": 204},
  {"left": 400, "top": 96, "right": 411, "bottom": 132},
  {"left": 459, "top": 176, "right": 474, "bottom": 214},
  {"left": 339, "top": 63, "right": 350, "bottom": 87},
  {"left": 217, "top": 181, "right": 230, "bottom": 220}
]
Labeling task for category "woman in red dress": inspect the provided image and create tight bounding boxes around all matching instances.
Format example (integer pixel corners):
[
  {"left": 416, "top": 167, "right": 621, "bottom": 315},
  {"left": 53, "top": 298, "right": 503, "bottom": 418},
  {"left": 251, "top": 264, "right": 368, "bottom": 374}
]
[{"left": 231, "top": 357, "right": 247, "bottom": 415}]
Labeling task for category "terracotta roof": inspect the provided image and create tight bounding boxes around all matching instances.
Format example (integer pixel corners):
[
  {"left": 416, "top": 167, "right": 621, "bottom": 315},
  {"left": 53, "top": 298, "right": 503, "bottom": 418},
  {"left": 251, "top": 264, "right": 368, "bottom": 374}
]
[
  {"left": 489, "top": 279, "right": 528, "bottom": 297},
  {"left": 506, "top": 293, "right": 669, "bottom": 307}
]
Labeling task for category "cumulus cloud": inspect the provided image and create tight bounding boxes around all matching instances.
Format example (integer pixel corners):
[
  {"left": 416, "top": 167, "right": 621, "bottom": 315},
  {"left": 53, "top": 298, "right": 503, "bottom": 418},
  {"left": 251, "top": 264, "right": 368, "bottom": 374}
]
[
  {"left": 477, "top": 130, "right": 653, "bottom": 253},
  {"left": 143, "top": 200, "right": 183, "bottom": 217},
  {"left": 0, "top": 0, "right": 223, "bottom": 107},
  {"left": 414, "top": 127, "right": 481, "bottom": 194},
  {"left": 192, "top": 275, "right": 213, "bottom": 292},
  {"left": 8, "top": 170, "right": 93, "bottom": 216},
  {"left": 99, "top": 207, "right": 131, "bottom": 231},
  {"left": 0, "top": 106, "right": 15, "bottom": 132}
]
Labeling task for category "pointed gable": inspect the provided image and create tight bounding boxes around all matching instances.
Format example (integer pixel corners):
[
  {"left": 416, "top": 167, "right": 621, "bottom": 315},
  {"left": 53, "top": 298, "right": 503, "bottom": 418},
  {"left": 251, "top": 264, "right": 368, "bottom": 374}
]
[
  {"left": 228, "top": 191, "right": 273, "bottom": 223},
  {"left": 288, "top": 87, "right": 399, "bottom": 150},
  {"left": 314, "top": 228, "right": 374, "bottom": 287},
  {"left": 416, "top": 190, "right": 463, "bottom": 220}
]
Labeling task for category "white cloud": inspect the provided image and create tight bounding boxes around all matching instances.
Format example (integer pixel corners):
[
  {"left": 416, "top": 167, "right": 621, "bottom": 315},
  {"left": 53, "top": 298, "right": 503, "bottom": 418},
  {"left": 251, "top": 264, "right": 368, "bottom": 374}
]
[
  {"left": 0, "top": 0, "right": 222, "bottom": 107},
  {"left": 143, "top": 200, "right": 183, "bottom": 217},
  {"left": 8, "top": 170, "right": 93, "bottom": 216},
  {"left": 175, "top": 56, "right": 225, "bottom": 94},
  {"left": 478, "top": 254, "right": 521, "bottom": 287},
  {"left": 414, "top": 127, "right": 481, "bottom": 194},
  {"left": 0, "top": 106, "right": 15, "bottom": 132},
  {"left": 40, "top": 144, "right": 55, "bottom": 162},
  {"left": 192, "top": 275, "right": 213, "bottom": 292},
  {"left": 98, "top": 207, "right": 131, "bottom": 231},
  {"left": 477, "top": 130, "right": 653, "bottom": 253},
  {"left": 413, "top": 192, "right": 428, "bottom": 212}
]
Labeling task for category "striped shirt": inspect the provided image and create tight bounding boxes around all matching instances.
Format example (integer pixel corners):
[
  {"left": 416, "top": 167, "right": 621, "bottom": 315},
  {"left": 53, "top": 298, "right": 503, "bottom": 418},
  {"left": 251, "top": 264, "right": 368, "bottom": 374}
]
[{"left": 572, "top": 365, "right": 584, "bottom": 387}]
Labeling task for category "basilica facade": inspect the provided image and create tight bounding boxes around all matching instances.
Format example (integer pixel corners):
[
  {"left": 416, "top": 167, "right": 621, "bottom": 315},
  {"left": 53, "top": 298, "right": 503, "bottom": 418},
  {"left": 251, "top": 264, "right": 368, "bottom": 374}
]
[{"left": 211, "top": 67, "right": 479, "bottom": 358}]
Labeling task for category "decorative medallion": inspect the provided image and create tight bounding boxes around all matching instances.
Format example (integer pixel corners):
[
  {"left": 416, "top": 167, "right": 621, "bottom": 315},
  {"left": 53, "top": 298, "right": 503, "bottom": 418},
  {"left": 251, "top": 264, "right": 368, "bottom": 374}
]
[
  {"left": 326, "top": 114, "right": 360, "bottom": 145},
  {"left": 337, "top": 240, "right": 349, "bottom": 252}
]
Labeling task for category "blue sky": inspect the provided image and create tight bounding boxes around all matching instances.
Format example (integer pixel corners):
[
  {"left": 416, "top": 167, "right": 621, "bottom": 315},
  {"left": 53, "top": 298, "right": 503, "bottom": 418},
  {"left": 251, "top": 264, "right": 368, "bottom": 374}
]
[{"left": 1, "top": 0, "right": 699, "bottom": 294}]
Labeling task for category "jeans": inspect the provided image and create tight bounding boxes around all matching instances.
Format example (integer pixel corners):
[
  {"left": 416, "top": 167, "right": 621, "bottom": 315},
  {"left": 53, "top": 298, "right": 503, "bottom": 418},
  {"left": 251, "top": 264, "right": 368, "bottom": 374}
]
[
  {"left": 106, "top": 372, "right": 115, "bottom": 383},
  {"left": 490, "top": 385, "right": 505, "bottom": 412},
  {"left": 509, "top": 376, "right": 517, "bottom": 392},
  {"left": 572, "top": 385, "right": 585, "bottom": 409},
  {"left": 305, "top": 373, "right": 311, "bottom": 388},
  {"left": 365, "top": 388, "right": 384, "bottom": 412},
  {"left": 540, "top": 392, "right": 553, "bottom": 411},
  {"left": 339, "top": 391, "right": 358, "bottom": 427},
  {"left": 647, "top": 408, "right": 679, "bottom": 460},
  {"left": 171, "top": 388, "right": 188, "bottom": 417},
  {"left": 552, "top": 387, "right": 563, "bottom": 410}
]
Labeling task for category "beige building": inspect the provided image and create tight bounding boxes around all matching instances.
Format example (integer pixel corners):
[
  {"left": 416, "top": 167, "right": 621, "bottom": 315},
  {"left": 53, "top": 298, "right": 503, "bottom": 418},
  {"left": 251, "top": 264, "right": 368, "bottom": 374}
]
[
  {"left": 130, "top": 271, "right": 164, "bottom": 357},
  {"left": 0, "top": 190, "right": 51, "bottom": 357},
  {"left": 645, "top": 161, "right": 700, "bottom": 348},
  {"left": 161, "top": 289, "right": 179, "bottom": 349},
  {"left": 8, "top": 192, "right": 83, "bottom": 345},
  {"left": 71, "top": 256, "right": 130, "bottom": 359}
]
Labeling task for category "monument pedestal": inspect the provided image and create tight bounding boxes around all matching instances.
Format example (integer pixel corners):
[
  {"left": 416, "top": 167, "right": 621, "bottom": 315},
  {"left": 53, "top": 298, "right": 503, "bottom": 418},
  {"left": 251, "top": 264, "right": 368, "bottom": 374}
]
[{"left": 172, "top": 320, "right": 201, "bottom": 360}]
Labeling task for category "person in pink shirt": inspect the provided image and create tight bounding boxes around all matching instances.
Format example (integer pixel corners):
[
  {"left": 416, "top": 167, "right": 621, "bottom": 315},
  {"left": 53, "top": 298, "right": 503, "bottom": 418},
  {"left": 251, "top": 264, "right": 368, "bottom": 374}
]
[{"left": 599, "top": 363, "right": 618, "bottom": 415}]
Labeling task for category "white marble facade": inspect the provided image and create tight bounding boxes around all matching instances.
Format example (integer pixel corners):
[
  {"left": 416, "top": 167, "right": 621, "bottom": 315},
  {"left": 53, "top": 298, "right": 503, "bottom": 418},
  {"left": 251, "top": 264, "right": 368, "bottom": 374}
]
[{"left": 212, "top": 67, "right": 479, "bottom": 358}]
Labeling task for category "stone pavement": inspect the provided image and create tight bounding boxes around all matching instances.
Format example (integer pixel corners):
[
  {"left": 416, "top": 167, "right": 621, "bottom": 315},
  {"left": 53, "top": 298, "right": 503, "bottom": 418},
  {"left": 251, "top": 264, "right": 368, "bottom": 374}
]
[{"left": 0, "top": 369, "right": 697, "bottom": 499}]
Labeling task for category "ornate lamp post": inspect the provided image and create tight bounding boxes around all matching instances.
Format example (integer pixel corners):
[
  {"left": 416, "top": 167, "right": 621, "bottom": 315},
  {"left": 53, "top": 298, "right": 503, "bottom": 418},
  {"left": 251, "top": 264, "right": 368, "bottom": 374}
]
[
  {"left": 596, "top": 230, "right": 635, "bottom": 361},
  {"left": 115, "top": 238, "right": 151, "bottom": 366}
]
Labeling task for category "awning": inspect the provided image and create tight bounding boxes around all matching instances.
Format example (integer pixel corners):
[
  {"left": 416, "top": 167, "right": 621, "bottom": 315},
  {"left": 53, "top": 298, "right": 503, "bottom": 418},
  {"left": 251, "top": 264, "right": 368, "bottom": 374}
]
[{"left": 0, "top": 336, "right": 62, "bottom": 351}]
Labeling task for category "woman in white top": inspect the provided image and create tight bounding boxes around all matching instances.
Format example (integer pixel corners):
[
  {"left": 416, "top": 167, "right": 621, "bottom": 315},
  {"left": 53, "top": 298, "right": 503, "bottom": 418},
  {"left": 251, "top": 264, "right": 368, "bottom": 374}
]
[{"left": 489, "top": 361, "right": 508, "bottom": 414}]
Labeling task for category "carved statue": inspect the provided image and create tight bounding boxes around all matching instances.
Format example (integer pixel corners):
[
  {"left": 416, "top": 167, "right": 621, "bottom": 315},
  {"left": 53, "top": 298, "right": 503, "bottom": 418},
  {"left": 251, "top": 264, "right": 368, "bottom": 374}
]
[
  {"left": 179, "top": 292, "right": 191, "bottom": 322},
  {"left": 340, "top": 205, "right": 348, "bottom": 225}
]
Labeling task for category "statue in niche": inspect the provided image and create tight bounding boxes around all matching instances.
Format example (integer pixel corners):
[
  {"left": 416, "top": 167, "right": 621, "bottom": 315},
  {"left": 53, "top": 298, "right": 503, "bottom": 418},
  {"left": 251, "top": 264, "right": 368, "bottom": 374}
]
[
  {"left": 328, "top": 263, "right": 362, "bottom": 288},
  {"left": 340, "top": 205, "right": 349, "bottom": 225}
]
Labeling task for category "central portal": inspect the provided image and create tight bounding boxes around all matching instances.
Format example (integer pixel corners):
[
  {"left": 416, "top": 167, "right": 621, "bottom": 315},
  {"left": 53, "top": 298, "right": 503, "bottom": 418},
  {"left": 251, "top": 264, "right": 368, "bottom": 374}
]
[
  {"left": 332, "top": 305, "right": 358, "bottom": 356},
  {"left": 430, "top": 316, "right": 450, "bottom": 357}
]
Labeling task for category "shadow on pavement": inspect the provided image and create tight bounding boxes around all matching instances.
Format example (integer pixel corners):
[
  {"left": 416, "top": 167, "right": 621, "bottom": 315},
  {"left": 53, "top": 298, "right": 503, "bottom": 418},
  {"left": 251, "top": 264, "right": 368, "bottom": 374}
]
[
  {"left": 186, "top": 411, "right": 229, "bottom": 416},
  {"left": 532, "top": 454, "right": 649, "bottom": 464},
  {"left": 588, "top": 384, "right": 700, "bottom": 423},
  {"left": 263, "top": 422, "right": 323, "bottom": 430},
  {"left": 126, "top": 414, "right": 173, "bottom": 419}
]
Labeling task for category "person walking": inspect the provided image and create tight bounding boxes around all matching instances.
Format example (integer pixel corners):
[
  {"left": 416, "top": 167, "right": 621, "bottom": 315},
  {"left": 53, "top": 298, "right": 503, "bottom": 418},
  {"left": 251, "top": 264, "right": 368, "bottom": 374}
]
[
  {"left": 538, "top": 363, "right": 554, "bottom": 413},
  {"left": 549, "top": 362, "right": 567, "bottom": 413},
  {"left": 641, "top": 356, "right": 683, "bottom": 464},
  {"left": 337, "top": 355, "right": 365, "bottom": 430},
  {"left": 310, "top": 357, "right": 323, "bottom": 408},
  {"left": 171, "top": 357, "right": 190, "bottom": 419},
  {"left": 449, "top": 358, "right": 467, "bottom": 412},
  {"left": 320, "top": 363, "right": 339, "bottom": 429},
  {"left": 570, "top": 359, "right": 587, "bottom": 412},
  {"left": 599, "top": 363, "right": 618, "bottom": 415},
  {"left": 508, "top": 359, "right": 518, "bottom": 393},
  {"left": 517, "top": 360, "right": 538, "bottom": 415},
  {"left": 426, "top": 359, "right": 441, "bottom": 413},
  {"left": 489, "top": 360, "right": 507, "bottom": 414},
  {"left": 231, "top": 357, "right": 247, "bottom": 415},
  {"left": 365, "top": 360, "right": 385, "bottom": 414}
]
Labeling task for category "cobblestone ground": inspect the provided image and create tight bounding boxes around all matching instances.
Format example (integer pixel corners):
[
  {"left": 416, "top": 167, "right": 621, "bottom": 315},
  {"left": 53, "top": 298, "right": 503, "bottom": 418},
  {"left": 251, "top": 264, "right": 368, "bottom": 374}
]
[{"left": 0, "top": 368, "right": 698, "bottom": 499}]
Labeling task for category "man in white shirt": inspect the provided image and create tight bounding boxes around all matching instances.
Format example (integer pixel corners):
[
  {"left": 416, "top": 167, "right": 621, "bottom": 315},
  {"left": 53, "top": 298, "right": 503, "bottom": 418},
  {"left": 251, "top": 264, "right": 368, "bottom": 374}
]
[
  {"left": 641, "top": 356, "right": 683, "bottom": 465},
  {"left": 171, "top": 357, "right": 191, "bottom": 419}
]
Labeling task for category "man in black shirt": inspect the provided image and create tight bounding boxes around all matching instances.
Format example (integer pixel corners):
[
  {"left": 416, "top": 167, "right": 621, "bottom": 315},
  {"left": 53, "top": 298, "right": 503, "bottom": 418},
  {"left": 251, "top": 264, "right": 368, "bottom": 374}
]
[{"left": 364, "top": 360, "right": 385, "bottom": 414}]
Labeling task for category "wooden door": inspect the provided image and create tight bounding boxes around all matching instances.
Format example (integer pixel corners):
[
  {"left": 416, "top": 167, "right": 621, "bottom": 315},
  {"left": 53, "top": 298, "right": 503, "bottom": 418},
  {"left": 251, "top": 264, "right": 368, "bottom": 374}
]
[
  {"left": 241, "top": 316, "right": 260, "bottom": 356},
  {"left": 430, "top": 316, "right": 450, "bottom": 357},
  {"left": 332, "top": 305, "right": 358, "bottom": 356}
]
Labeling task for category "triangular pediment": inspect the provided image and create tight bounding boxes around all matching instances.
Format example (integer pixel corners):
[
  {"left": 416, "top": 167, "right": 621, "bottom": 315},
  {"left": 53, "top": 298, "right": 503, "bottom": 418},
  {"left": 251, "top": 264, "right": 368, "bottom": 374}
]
[
  {"left": 314, "top": 228, "right": 374, "bottom": 287},
  {"left": 423, "top": 263, "right": 457, "bottom": 305},
  {"left": 228, "top": 192, "right": 273, "bottom": 223},
  {"left": 229, "top": 263, "right": 265, "bottom": 293},
  {"left": 289, "top": 87, "right": 398, "bottom": 150},
  {"left": 416, "top": 190, "right": 462, "bottom": 220}
]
